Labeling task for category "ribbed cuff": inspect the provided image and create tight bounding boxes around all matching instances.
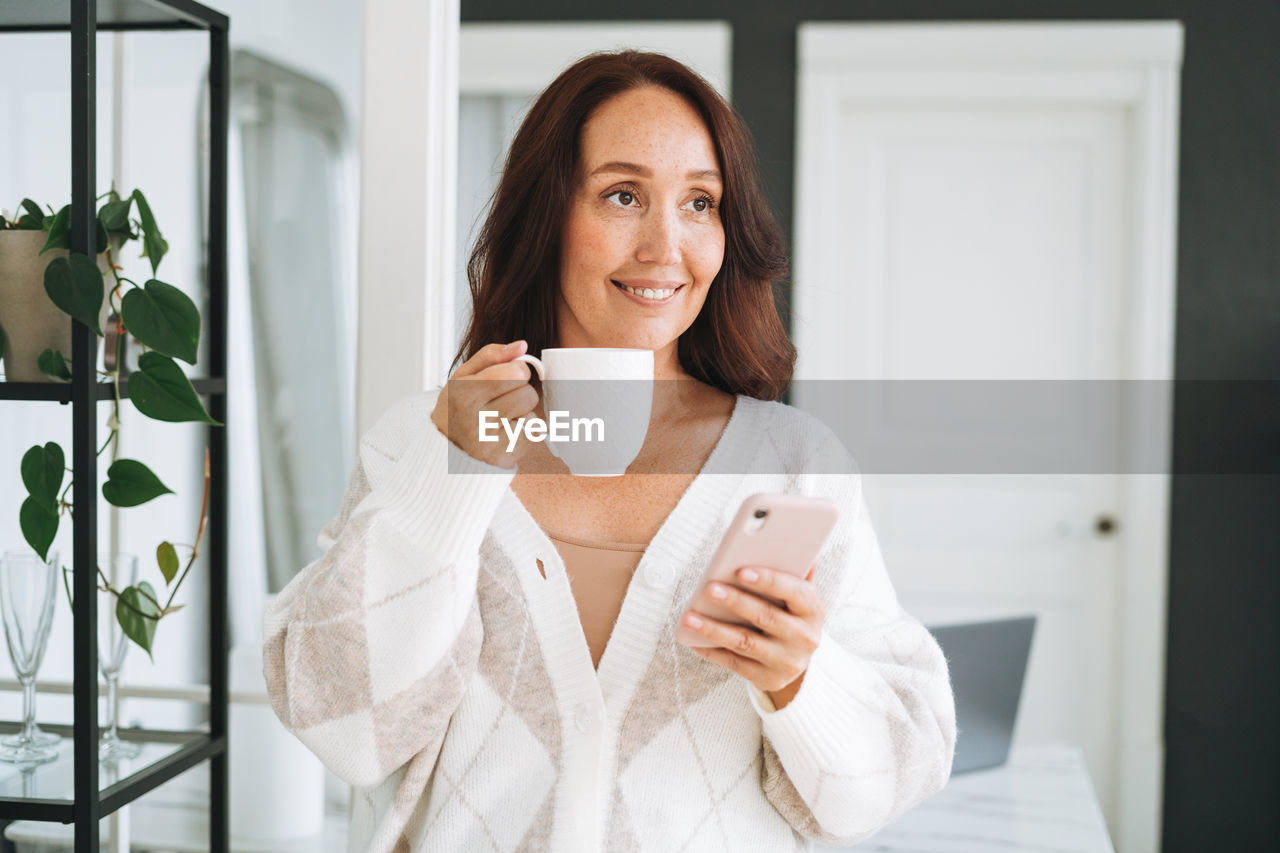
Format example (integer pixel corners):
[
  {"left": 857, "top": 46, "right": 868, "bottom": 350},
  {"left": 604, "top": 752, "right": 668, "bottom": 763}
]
[
  {"left": 377, "top": 425, "right": 516, "bottom": 567},
  {"left": 746, "top": 628, "right": 884, "bottom": 782}
]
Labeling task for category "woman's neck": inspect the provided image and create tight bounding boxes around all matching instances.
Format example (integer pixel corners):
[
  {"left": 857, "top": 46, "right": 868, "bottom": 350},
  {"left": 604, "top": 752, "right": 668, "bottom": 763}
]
[{"left": 652, "top": 341, "right": 687, "bottom": 381}]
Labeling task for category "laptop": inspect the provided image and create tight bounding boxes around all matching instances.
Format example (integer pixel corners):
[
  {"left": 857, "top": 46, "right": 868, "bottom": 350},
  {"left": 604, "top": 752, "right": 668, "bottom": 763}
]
[{"left": 926, "top": 615, "right": 1036, "bottom": 775}]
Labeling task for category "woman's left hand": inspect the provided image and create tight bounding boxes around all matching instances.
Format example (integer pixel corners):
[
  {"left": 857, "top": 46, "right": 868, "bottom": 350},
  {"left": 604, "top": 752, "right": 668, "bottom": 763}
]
[{"left": 683, "top": 564, "right": 826, "bottom": 710}]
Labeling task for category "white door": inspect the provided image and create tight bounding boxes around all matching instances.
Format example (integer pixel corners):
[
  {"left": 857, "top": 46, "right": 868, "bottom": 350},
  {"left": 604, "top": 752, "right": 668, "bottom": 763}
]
[{"left": 793, "top": 23, "right": 1182, "bottom": 853}]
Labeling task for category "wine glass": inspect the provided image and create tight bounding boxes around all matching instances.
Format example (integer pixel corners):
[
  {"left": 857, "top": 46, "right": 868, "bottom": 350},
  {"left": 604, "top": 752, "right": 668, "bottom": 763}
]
[
  {"left": 0, "top": 552, "right": 63, "bottom": 750},
  {"left": 0, "top": 550, "right": 59, "bottom": 765},
  {"left": 1, "top": 715, "right": 61, "bottom": 748},
  {"left": 99, "top": 554, "right": 142, "bottom": 761}
]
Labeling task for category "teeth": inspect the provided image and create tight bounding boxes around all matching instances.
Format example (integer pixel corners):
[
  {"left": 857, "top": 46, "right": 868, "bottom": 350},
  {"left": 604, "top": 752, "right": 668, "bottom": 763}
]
[{"left": 616, "top": 282, "right": 675, "bottom": 300}]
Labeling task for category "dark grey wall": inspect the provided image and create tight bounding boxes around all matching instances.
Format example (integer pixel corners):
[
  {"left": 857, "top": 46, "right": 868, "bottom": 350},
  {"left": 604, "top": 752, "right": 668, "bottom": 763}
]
[{"left": 462, "top": 3, "right": 1280, "bottom": 849}]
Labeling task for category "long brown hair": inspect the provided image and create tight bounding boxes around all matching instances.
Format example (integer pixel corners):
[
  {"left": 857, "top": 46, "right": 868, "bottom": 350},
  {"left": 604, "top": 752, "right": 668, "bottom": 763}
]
[{"left": 455, "top": 50, "right": 794, "bottom": 400}]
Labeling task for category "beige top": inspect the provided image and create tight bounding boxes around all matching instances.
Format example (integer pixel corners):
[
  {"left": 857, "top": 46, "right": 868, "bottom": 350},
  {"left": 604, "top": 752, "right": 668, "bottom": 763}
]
[{"left": 542, "top": 527, "right": 647, "bottom": 671}]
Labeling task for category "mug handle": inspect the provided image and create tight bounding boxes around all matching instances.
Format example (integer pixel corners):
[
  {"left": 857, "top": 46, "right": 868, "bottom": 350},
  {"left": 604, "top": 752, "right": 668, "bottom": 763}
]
[
  {"left": 511, "top": 354, "right": 559, "bottom": 459},
  {"left": 512, "top": 353, "right": 544, "bottom": 381}
]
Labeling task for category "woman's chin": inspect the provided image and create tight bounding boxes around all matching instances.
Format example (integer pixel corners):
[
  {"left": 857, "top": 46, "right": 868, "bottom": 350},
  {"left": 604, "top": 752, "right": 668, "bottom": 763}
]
[
  {"left": 606, "top": 329, "right": 678, "bottom": 354},
  {"left": 558, "top": 315, "right": 687, "bottom": 356}
]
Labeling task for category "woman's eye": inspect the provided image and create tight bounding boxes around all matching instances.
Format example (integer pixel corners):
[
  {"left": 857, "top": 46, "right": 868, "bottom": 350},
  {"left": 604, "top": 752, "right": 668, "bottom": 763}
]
[
  {"left": 607, "top": 190, "right": 636, "bottom": 207},
  {"left": 685, "top": 196, "right": 715, "bottom": 213}
]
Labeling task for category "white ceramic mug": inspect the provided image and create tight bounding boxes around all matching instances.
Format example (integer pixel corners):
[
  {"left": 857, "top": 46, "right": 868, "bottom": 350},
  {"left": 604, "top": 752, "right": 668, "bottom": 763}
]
[{"left": 513, "top": 348, "right": 653, "bottom": 476}]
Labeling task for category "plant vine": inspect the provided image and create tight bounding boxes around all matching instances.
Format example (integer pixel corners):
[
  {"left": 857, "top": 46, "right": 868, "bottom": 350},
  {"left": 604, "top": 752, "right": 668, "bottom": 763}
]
[{"left": 1, "top": 185, "right": 220, "bottom": 658}]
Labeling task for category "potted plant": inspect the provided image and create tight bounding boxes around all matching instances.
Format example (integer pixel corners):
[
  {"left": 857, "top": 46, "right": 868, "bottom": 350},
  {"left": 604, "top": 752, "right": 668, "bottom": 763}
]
[
  {"left": 0, "top": 188, "right": 221, "bottom": 655},
  {"left": 0, "top": 201, "right": 116, "bottom": 381}
]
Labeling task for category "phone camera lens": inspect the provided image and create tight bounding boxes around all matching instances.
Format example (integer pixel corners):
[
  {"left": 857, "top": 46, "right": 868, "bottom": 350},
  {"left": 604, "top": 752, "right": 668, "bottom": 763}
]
[{"left": 754, "top": 507, "right": 768, "bottom": 519}]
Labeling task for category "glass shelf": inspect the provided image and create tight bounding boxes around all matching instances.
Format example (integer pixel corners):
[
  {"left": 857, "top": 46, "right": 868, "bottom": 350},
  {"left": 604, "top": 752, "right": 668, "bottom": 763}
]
[
  {"left": 0, "top": 727, "right": 225, "bottom": 821},
  {"left": 4, "top": 766, "right": 348, "bottom": 853},
  {"left": 0, "top": 0, "right": 227, "bottom": 32},
  {"left": 0, "top": 377, "right": 226, "bottom": 402}
]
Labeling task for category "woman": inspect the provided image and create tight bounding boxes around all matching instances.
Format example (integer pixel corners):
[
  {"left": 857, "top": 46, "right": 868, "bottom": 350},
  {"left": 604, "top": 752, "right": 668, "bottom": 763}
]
[{"left": 265, "top": 51, "right": 954, "bottom": 852}]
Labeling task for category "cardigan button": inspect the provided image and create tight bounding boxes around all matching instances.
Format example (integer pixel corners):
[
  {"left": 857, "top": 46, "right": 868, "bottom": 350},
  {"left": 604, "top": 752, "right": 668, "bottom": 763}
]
[
  {"left": 574, "top": 703, "right": 595, "bottom": 733},
  {"left": 644, "top": 562, "right": 674, "bottom": 588}
]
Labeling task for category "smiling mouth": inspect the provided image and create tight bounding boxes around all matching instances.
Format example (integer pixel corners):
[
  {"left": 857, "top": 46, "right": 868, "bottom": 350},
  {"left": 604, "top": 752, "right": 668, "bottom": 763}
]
[{"left": 612, "top": 280, "right": 683, "bottom": 302}]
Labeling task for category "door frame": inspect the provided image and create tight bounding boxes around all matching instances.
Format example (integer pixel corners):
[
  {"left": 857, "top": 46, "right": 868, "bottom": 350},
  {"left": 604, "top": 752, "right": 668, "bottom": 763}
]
[
  {"left": 793, "top": 22, "right": 1183, "bottom": 852},
  {"left": 356, "top": 0, "right": 459, "bottom": 436},
  {"left": 460, "top": 22, "right": 732, "bottom": 97}
]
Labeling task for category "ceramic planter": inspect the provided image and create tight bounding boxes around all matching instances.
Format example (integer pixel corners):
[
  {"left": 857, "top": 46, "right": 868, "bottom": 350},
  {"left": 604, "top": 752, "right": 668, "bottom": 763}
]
[{"left": 0, "top": 230, "right": 114, "bottom": 381}]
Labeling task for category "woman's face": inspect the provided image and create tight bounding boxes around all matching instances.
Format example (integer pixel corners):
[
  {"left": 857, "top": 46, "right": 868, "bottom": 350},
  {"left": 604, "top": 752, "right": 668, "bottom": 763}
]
[{"left": 557, "top": 86, "right": 725, "bottom": 364}]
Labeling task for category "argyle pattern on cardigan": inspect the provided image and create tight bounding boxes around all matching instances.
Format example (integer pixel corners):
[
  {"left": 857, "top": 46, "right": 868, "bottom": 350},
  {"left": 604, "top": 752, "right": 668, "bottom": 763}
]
[{"left": 264, "top": 391, "right": 956, "bottom": 852}]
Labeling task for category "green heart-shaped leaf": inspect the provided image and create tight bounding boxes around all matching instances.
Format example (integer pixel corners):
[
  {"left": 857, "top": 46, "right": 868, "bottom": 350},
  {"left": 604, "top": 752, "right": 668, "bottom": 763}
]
[
  {"left": 21, "top": 442, "right": 65, "bottom": 507},
  {"left": 131, "top": 190, "right": 166, "bottom": 276},
  {"left": 98, "top": 195, "right": 132, "bottom": 232},
  {"left": 44, "top": 253, "right": 104, "bottom": 335},
  {"left": 117, "top": 581, "right": 161, "bottom": 658},
  {"left": 156, "top": 542, "right": 179, "bottom": 585},
  {"left": 39, "top": 204, "right": 71, "bottom": 254},
  {"left": 128, "top": 352, "right": 221, "bottom": 425},
  {"left": 20, "top": 497, "right": 59, "bottom": 562},
  {"left": 37, "top": 349, "right": 71, "bottom": 382},
  {"left": 121, "top": 280, "right": 200, "bottom": 364},
  {"left": 102, "top": 459, "right": 174, "bottom": 508},
  {"left": 20, "top": 199, "right": 44, "bottom": 227}
]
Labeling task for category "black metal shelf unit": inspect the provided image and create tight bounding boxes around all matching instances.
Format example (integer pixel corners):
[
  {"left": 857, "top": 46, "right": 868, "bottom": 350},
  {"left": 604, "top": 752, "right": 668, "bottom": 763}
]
[{"left": 0, "top": 1, "right": 229, "bottom": 851}]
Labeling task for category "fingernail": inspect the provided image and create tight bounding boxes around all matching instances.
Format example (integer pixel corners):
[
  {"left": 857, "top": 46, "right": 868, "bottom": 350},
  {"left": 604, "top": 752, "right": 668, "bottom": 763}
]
[
  {"left": 740, "top": 568, "right": 758, "bottom": 582},
  {"left": 685, "top": 613, "right": 703, "bottom": 628},
  {"left": 709, "top": 584, "right": 727, "bottom": 600}
]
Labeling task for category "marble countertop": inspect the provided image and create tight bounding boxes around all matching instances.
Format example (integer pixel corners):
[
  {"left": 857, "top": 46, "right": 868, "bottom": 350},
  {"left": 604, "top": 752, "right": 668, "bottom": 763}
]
[{"left": 834, "top": 744, "right": 1116, "bottom": 852}]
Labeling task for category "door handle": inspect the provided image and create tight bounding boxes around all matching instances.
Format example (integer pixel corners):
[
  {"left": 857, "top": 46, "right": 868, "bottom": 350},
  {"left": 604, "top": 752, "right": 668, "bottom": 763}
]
[{"left": 1056, "top": 515, "right": 1119, "bottom": 539}]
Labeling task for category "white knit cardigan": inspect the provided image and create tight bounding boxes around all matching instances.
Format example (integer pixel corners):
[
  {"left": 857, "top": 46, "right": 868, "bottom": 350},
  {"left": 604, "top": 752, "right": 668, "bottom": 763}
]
[{"left": 263, "top": 389, "right": 956, "bottom": 852}]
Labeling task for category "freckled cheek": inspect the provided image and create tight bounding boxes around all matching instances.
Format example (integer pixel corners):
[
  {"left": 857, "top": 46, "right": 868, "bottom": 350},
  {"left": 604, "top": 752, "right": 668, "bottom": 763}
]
[
  {"left": 566, "top": 215, "right": 630, "bottom": 281},
  {"left": 686, "top": 229, "right": 725, "bottom": 287},
  {"left": 561, "top": 224, "right": 610, "bottom": 305}
]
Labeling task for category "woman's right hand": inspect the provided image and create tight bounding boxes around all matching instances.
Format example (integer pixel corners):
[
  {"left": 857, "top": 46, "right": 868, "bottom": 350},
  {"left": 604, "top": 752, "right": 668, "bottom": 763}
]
[{"left": 430, "top": 341, "right": 539, "bottom": 469}]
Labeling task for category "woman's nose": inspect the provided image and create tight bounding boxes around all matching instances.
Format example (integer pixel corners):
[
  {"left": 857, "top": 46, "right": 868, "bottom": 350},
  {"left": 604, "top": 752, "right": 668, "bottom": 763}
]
[{"left": 635, "top": 207, "right": 682, "bottom": 266}]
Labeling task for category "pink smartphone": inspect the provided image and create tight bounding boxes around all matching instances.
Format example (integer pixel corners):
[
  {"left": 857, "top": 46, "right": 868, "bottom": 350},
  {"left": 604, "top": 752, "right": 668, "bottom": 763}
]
[{"left": 675, "top": 492, "right": 839, "bottom": 648}]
